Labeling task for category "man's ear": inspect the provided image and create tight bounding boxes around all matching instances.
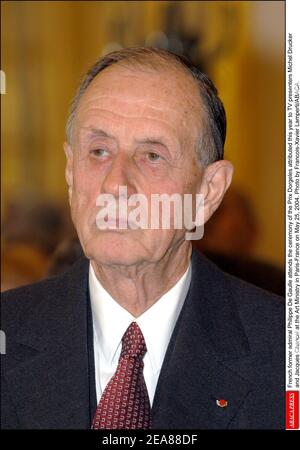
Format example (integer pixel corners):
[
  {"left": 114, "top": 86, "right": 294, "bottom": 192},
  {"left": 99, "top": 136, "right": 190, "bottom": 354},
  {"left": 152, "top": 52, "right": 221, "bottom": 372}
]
[
  {"left": 200, "top": 160, "right": 234, "bottom": 224},
  {"left": 64, "top": 142, "right": 73, "bottom": 204}
]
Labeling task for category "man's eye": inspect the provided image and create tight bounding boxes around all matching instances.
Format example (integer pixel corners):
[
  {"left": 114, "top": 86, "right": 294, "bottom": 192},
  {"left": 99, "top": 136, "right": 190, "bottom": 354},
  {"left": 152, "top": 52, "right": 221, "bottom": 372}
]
[
  {"left": 147, "top": 152, "right": 162, "bottom": 162},
  {"left": 90, "top": 148, "right": 109, "bottom": 158}
]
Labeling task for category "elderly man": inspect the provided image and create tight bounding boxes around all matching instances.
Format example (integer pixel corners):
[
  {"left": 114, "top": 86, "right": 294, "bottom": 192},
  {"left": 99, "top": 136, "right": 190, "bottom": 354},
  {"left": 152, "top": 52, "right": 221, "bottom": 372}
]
[{"left": 1, "top": 48, "right": 284, "bottom": 429}]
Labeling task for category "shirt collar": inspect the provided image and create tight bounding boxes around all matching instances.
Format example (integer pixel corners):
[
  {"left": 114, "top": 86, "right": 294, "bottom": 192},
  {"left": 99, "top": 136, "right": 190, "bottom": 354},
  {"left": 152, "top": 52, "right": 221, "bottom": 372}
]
[{"left": 89, "top": 261, "right": 191, "bottom": 373}]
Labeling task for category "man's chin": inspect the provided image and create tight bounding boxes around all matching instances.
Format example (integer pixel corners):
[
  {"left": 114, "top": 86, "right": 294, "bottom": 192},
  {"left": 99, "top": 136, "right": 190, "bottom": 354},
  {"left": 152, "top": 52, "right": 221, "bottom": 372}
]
[{"left": 83, "top": 232, "right": 145, "bottom": 267}]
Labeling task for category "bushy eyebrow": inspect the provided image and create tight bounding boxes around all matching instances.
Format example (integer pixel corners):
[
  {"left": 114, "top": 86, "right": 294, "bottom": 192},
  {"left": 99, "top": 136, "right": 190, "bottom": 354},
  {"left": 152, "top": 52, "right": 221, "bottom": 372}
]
[
  {"left": 135, "top": 137, "right": 169, "bottom": 151},
  {"left": 83, "top": 127, "right": 170, "bottom": 158},
  {"left": 82, "top": 127, "right": 170, "bottom": 149},
  {"left": 83, "top": 127, "right": 115, "bottom": 140}
]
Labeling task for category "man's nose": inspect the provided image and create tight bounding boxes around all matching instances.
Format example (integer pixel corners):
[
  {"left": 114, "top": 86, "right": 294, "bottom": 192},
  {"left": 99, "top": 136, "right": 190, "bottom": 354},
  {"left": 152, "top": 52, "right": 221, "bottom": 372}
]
[{"left": 101, "top": 153, "right": 136, "bottom": 197}]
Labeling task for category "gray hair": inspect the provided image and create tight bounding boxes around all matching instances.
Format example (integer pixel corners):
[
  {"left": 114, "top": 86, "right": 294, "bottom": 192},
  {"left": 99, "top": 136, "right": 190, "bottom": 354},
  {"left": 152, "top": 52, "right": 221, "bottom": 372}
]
[{"left": 65, "top": 47, "right": 226, "bottom": 166}]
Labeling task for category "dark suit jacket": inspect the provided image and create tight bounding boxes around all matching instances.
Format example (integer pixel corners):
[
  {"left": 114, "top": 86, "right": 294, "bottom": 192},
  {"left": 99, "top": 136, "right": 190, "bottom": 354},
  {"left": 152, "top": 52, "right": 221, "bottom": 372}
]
[{"left": 1, "top": 250, "right": 285, "bottom": 429}]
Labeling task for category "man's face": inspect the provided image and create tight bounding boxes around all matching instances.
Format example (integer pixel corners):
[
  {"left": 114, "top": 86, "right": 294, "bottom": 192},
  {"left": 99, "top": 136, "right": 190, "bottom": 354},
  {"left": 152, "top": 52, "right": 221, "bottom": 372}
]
[{"left": 65, "top": 64, "right": 205, "bottom": 266}]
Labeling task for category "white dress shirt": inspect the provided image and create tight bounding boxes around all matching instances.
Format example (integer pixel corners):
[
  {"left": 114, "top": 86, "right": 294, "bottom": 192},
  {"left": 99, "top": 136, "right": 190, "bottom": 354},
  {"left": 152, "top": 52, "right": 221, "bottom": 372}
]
[{"left": 89, "top": 261, "right": 192, "bottom": 406}]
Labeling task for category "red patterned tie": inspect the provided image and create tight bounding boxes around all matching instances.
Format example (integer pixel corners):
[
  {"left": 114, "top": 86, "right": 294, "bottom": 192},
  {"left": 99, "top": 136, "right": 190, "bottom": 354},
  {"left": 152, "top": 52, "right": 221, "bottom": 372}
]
[{"left": 92, "top": 322, "right": 152, "bottom": 429}]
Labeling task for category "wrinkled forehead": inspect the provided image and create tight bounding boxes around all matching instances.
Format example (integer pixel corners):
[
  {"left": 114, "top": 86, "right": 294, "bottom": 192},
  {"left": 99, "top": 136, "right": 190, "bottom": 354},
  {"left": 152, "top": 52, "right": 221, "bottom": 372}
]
[
  {"left": 74, "top": 62, "right": 203, "bottom": 142},
  {"left": 81, "top": 59, "right": 201, "bottom": 103}
]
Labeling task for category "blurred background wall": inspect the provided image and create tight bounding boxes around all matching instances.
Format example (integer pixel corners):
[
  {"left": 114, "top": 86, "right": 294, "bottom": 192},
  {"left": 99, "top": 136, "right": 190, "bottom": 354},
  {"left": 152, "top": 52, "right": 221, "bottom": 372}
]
[{"left": 1, "top": 1, "right": 285, "bottom": 289}]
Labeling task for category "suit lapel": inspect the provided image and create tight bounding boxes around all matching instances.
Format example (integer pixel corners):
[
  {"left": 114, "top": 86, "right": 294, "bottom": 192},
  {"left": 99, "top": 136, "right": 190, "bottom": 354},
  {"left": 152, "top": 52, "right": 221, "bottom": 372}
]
[
  {"left": 152, "top": 250, "right": 252, "bottom": 429},
  {"left": 3, "top": 258, "right": 93, "bottom": 429},
  {"left": 4, "top": 251, "right": 252, "bottom": 429}
]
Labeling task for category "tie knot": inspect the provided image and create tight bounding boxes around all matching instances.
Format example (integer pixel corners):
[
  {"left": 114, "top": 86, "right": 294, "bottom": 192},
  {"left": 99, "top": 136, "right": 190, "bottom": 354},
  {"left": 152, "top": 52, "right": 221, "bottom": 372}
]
[{"left": 121, "top": 322, "right": 147, "bottom": 359}]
